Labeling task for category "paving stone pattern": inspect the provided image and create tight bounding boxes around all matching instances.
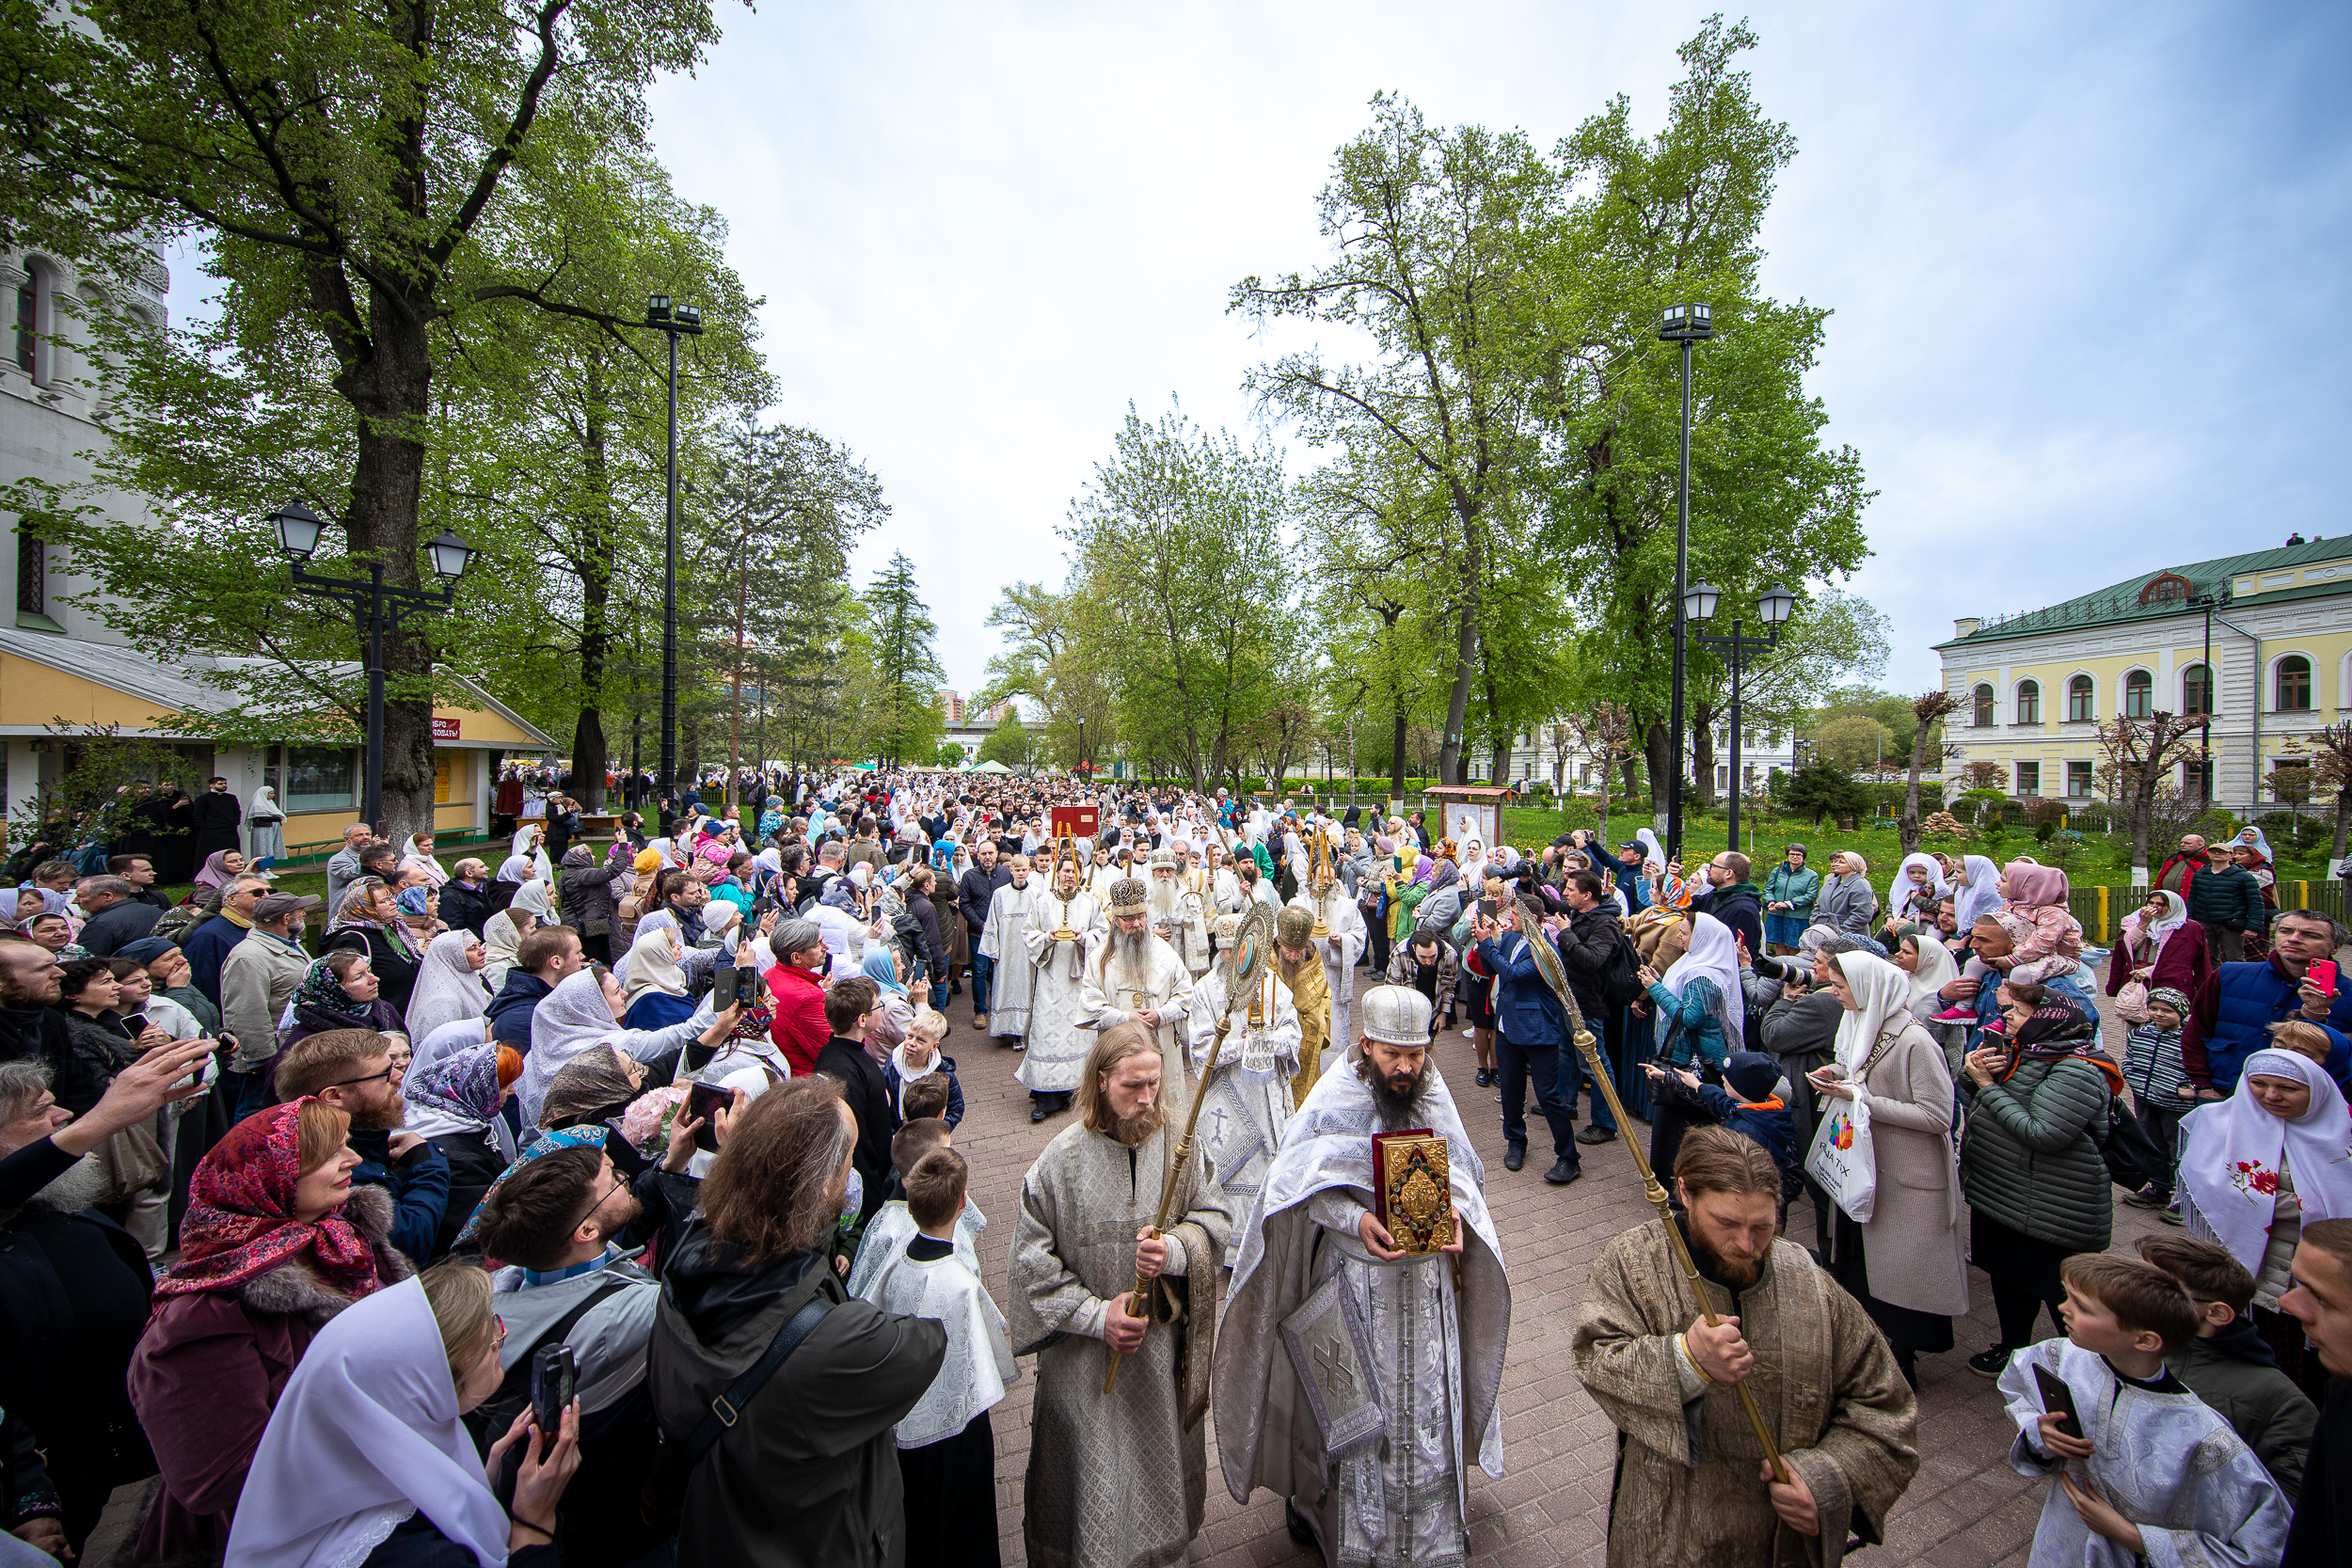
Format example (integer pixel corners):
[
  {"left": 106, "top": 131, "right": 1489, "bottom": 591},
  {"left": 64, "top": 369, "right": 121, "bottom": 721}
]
[{"left": 946, "top": 1007, "right": 2169, "bottom": 1567}]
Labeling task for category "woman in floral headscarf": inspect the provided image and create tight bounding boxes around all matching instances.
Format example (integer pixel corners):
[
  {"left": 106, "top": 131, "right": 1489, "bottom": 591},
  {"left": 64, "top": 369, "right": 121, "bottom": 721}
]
[
  {"left": 324, "top": 878, "right": 422, "bottom": 1017},
  {"left": 128, "top": 1100, "right": 407, "bottom": 1563},
  {"left": 402, "top": 1040, "right": 521, "bottom": 1257},
  {"left": 274, "top": 953, "right": 407, "bottom": 1096}
]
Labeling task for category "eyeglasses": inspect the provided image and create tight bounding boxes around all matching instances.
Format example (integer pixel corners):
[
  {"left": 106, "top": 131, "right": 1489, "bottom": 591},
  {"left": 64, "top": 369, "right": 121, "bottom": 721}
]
[
  {"left": 327, "top": 1062, "right": 398, "bottom": 1089},
  {"left": 570, "top": 1176, "right": 628, "bottom": 1239}
]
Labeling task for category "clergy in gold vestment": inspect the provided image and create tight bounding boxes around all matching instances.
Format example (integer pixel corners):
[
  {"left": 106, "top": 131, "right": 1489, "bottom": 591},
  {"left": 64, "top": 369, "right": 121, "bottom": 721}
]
[
  {"left": 1571, "top": 1128, "right": 1919, "bottom": 1568},
  {"left": 1274, "top": 905, "right": 1332, "bottom": 1106},
  {"left": 1010, "top": 1023, "right": 1231, "bottom": 1568}
]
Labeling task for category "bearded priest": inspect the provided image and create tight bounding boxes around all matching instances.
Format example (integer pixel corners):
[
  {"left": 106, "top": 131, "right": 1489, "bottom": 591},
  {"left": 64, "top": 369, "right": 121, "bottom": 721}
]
[
  {"left": 1080, "top": 877, "right": 1196, "bottom": 1102},
  {"left": 1011, "top": 1022, "right": 1231, "bottom": 1568},
  {"left": 1571, "top": 1126, "right": 1919, "bottom": 1568},
  {"left": 1018, "top": 853, "right": 1105, "bottom": 1124},
  {"left": 1214, "top": 984, "right": 1511, "bottom": 1567},
  {"left": 1149, "top": 845, "right": 1212, "bottom": 978}
]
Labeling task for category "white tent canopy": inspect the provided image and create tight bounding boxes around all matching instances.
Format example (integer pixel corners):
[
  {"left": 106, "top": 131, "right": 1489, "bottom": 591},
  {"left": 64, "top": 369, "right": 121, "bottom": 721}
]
[{"left": 967, "top": 758, "right": 1012, "bottom": 774}]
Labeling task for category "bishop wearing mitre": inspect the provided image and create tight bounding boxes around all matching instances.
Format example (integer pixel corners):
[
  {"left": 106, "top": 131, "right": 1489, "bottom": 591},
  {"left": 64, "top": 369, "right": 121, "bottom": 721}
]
[
  {"left": 1080, "top": 876, "right": 1196, "bottom": 1101},
  {"left": 1286, "top": 820, "right": 1366, "bottom": 1058},
  {"left": 1150, "top": 845, "right": 1214, "bottom": 978}
]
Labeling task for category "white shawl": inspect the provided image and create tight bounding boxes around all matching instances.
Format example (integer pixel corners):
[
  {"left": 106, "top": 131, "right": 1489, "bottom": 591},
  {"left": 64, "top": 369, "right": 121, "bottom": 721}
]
[
  {"left": 403, "top": 928, "right": 489, "bottom": 1041},
  {"left": 2180, "top": 1049, "right": 2352, "bottom": 1273}
]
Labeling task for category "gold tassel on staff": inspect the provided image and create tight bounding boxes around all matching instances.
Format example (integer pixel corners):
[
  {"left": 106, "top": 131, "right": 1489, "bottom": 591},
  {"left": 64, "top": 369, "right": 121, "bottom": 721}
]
[
  {"left": 1104, "top": 903, "right": 1276, "bottom": 1394},
  {"left": 1512, "top": 896, "right": 1790, "bottom": 1485}
]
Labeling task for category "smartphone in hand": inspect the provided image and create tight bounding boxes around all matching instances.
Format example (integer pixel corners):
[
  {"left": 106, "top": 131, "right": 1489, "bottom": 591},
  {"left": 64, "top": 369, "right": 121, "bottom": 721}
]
[
  {"left": 2310, "top": 958, "right": 2339, "bottom": 999},
  {"left": 531, "top": 1344, "right": 576, "bottom": 1437},
  {"left": 2033, "top": 1363, "right": 2082, "bottom": 1440},
  {"left": 685, "top": 1079, "right": 729, "bottom": 1153}
]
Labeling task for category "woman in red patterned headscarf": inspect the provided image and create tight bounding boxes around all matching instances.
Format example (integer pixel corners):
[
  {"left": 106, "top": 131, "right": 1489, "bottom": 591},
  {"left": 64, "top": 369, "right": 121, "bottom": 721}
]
[{"left": 125, "top": 1099, "right": 410, "bottom": 1565}]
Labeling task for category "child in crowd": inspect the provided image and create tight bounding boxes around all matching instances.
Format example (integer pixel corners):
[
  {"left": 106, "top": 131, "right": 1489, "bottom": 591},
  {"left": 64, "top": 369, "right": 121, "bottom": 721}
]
[
  {"left": 1975, "top": 859, "right": 2085, "bottom": 986},
  {"left": 2136, "top": 1234, "right": 2318, "bottom": 1502},
  {"left": 2121, "top": 987, "right": 2192, "bottom": 1212},
  {"left": 892, "top": 1006, "right": 965, "bottom": 1128},
  {"left": 1999, "top": 1252, "right": 2288, "bottom": 1567},
  {"left": 847, "top": 1117, "right": 987, "bottom": 1296},
  {"left": 861, "top": 1147, "right": 1016, "bottom": 1568},
  {"left": 1643, "top": 1052, "right": 1801, "bottom": 1222}
]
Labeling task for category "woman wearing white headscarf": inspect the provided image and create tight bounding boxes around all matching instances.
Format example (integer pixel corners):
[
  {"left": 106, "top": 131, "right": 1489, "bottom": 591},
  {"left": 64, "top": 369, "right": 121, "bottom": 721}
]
[
  {"left": 1812, "top": 949, "right": 1968, "bottom": 1386},
  {"left": 247, "top": 784, "right": 286, "bottom": 871},
  {"left": 1891, "top": 924, "right": 1961, "bottom": 1024},
  {"left": 481, "top": 879, "right": 549, "bottom": 992},
  {"left": 1634, "top": 911, "right": 1744, "bottom": 1180},
  {"left": 620, "top": 924, "right": 693, "bottom": 1030},
  {"left": 519, "top": 965, "right": 741, "bottom": 1128},
  {"left": 398, "top": 833, "right": 451, "bottom": 890},
  {"left": 225, "top": 1270, "right": 577, "bottom": 1568},
  {"left": 2178, "top": 1048, "right": 2352, "bottom": 1393},
  {"left": 2105, "top": 886, "right": 2212, "bottom": 1016},
  {"left": 509, "top": 824, "right": 553, "bottom": 885},
  {"left": 403, "top": 928, "right": 492, "bottom": 1041}
]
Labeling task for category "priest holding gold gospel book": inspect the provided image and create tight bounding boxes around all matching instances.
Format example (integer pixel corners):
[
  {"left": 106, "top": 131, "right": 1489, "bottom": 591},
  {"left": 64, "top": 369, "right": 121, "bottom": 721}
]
[{"left": 1213, "top": 983, "right": 1512, "bottom": 1567}]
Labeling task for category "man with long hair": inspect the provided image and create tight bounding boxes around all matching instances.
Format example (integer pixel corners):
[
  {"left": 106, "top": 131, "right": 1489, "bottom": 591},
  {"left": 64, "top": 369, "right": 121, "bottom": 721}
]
[
  {"left": 647, "top": 1078, "right": 946, "bottom": 1567},
  {"left": 1009, "top": 1022, "right": 1231, "bottom": 1568},
  {"left": 1572, "top": 1126, "right": 1921, "bottom": 1567}
]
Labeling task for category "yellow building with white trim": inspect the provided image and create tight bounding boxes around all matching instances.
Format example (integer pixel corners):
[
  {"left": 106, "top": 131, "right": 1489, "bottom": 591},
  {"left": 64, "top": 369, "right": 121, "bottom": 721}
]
[{"left": 1935, "top": 537, "right": 2352, "bottom": 812}]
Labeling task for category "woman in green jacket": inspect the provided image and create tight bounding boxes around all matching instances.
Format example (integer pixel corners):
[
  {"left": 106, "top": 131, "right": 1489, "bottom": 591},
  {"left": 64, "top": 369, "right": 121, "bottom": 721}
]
[
  {"left": 1956, "top": 983, "right": 2117, "bottom": 1378},
  {"left": 1762, "top": 844, "right": 1820, "bottom": 954}
]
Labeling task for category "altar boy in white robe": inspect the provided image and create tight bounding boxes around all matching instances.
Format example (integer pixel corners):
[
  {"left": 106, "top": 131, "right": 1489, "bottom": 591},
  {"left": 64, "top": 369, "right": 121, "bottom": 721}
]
[
  {"left": 1018, "top": 855, "right": 1104, "bottom": 1122},
  {"left": 1214, "top": 984, "right": 1512, "bottom": 1567},
  {"left": 863, "top": 1145, "right": 1017, "bottom": 1568}
]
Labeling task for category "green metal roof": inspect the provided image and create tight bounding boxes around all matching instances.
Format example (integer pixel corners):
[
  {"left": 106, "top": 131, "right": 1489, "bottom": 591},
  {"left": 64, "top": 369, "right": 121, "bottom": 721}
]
[{"left": 1935, "top": 536, "right": 2352, "bottom": 650}]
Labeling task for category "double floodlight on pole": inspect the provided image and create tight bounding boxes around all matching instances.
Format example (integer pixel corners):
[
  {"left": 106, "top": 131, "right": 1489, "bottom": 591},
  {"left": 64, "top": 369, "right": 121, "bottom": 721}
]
[
  {"left": 644, "top": 293, "right": 704, "bottom": 801},
  {"left": 1660, "top": 302, "right": 1715, "bottom": 862},
  {"left": 1686, "top": 581, "right": 1797, "bottom": 853},
  {"left": 270, "top": 499, "right": 475, "bottom": 832}
]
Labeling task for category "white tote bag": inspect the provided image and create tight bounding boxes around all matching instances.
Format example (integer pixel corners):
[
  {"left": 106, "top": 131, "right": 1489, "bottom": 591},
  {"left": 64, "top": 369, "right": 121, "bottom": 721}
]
[{"left": 1804, "top": 1089, "right": 1879, "bottom": 1224}]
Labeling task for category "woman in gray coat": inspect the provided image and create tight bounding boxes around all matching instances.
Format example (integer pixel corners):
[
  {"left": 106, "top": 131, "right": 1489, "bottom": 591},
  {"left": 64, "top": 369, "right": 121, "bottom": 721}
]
[
  {"left": 1955, "top": 981, "right": 2116, "bottom": 1378},
  {"left": 1814, "top": 951, "right": 1969, "bottom": 1387},
  {"left": 1805, "top": 850, "right": 1879, "bottom": 943}
]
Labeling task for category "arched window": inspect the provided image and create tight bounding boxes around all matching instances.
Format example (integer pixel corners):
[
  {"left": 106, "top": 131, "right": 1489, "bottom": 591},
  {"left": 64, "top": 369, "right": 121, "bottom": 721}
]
[
  {"left": 2276, "top": 655, "right": 2312, "bottom": 711},
  {"left": 2123, "top": 669, "right": 2152, "bottom": 719},
  {"left": 2067, "top": 675, "right": 2094, "bottom": 723},
  {"left": 2015, "top": 679, "right": 2041, "bottom": 723},
  {"left": 11, "top": 272, "right": 37, "bottom": 378},
  {"left": 1971, "top": 684, "right": 1994, "bottom": 727},
  {"left": 2183, "top": 663, "right": 2212, "bottom": 716}
]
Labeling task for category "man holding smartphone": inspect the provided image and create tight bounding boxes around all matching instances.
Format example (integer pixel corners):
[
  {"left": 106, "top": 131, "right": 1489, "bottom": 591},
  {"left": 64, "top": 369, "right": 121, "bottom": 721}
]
[
  {"left": 2181, "top": 909, "right": 2352, "bottom": 1099},
  {"left": 1471, "top": 901, "right": 1581, "bottom": 1185}
]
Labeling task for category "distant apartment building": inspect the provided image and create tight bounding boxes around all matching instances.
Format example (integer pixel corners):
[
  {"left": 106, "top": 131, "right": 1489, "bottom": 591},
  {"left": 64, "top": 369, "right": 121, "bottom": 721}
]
[{"left": 935, "top": 688, "right": 965, "bottom": 723}]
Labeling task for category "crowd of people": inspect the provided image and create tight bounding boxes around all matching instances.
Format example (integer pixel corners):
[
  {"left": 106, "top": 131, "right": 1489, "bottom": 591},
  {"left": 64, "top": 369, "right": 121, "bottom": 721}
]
[{"left": 0, "top": 767, "right": 2348, "bottom": 1568}]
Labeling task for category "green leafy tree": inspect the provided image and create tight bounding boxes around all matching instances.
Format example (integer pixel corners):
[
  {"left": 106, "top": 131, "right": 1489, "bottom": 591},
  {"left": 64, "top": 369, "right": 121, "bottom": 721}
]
[
  {"left": 1786, "top": 763, "right": 1869, "bottom": 828},
  {"left": 934, "top": 741, "right": 966, "bottom": 768},
  {"left": 1815, "top": 713, "right": 1895, "bottom": 776},
  {"left": 977, "top": 716, "right": 1029, "bottom": 768},
  {"left": 864, "top": 552, "right": 945, "bottom": 768},
  {"left": 1061, "top": 403, "right": 1295, "bottom": 792},
  {"left": 0, "top": 0, "right": 728, "bottom": 837}
]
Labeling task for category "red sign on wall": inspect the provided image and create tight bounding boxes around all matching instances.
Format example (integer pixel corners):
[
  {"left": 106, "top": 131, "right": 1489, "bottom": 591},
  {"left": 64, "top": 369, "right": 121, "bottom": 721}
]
[{"left": 431, "top": 718, "right": 461, "bottom": 741}]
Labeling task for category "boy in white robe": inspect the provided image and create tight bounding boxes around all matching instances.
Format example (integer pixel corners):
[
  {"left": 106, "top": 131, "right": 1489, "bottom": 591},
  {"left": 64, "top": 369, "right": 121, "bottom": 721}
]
[
  {"left": 863, "top": 1146, "right": 1017, "bottom": 1568},
  {"left": 846, "top": 1117, "right": 987, "bottom": 1296},
  {"left": 1999, "top": 1252, "right": 2288, "bottom": 1568}
]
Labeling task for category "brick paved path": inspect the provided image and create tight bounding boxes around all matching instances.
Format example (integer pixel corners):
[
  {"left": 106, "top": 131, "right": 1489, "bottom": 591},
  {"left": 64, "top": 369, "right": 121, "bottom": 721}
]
[{"left": 947, "top": 1006, "right": 2169, "bottom": 1567}]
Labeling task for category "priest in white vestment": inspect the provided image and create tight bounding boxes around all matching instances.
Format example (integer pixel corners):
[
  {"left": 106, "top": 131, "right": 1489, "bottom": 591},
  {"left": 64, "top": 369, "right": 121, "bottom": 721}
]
[
  {"left": 1183, "top": 909, "right": 1303, "bottom": 1221},
  {"left": 1018, "top": 857, "right": 1105, "bottom": 1121},
  {"left": 1149, "top": 846, "right": 1212, "bottom": 977},
  {"left": 1287, "top": 849, "right": 1367, "bottom": 1070},
  {"left": 1079, "top": 877, "right": 1196, "bottom": 1101},
  {"left": 977, "top": 853, "right": 1040, "bottom": 1044},
  {"left": 1215, "top": 984, "right": 1511, "bottom": 1568},
  {"left": 1012, "top": 1024, "right": 1232, "bottom": 1568}
]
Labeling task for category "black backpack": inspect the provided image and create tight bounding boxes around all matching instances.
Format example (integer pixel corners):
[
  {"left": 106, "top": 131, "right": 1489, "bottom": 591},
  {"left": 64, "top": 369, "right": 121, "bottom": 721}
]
[{"left": 1597, "top": 924, "right": 1645, "bottom": 1010}]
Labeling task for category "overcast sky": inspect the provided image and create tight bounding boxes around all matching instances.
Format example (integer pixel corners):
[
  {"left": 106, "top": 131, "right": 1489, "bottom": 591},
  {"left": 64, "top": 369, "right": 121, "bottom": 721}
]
[{"left": 633, "top": 0, "right": 2352, "bottom": 706}]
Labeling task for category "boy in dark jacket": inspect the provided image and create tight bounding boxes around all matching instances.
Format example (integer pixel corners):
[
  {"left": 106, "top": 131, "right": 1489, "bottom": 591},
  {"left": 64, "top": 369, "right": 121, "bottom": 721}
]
[
  {"left": 1644, "top": 1051, "right": 1802, "bottom": 1218},
  {"left": 2137, "top": 1234, "right": 2317, "bottom": 1502}
]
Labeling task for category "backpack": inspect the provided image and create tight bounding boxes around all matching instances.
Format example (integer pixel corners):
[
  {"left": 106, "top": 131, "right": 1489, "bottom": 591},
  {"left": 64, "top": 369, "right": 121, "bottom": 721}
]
[
  {"left": 1597, "top": 923, "right": 1645, "bottom": 1010},
  {"left": 151, "top": 901, "right": 208, "bottom": 950}
]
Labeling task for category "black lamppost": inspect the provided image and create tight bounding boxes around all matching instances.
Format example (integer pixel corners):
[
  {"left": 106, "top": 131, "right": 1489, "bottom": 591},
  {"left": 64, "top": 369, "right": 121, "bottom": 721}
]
[
  {"left": 644, "top": 293, "right": 703, "bottom": 796},
  {"left": 1687, "top": 581, "right": 1797, "bottom": 854},
  {"left": 271, "top": 501, "right": 475, "bottom": 831},
  {"left": 1660, "top": 301, "right": 1714, "bottom": 860}
]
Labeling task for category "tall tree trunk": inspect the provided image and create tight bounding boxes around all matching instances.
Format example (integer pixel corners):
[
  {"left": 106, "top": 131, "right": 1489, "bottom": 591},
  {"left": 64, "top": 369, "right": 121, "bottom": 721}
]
[
  {"left": 1899, "top": 726, "right": 1934, "bottom": 856},
  {"left": 1389, "top": 698, "right": 1408, "bottom": 800},
  {"left": 1690, "top": 708, "right": 1718, "bottom": 810},
  {"left": 332, "top": 284, "right": 433, "bottom": 843},
  {"left": 1645, "top": 720, "right": 1673, "bottom": 836},
  {"left": 572, "top": 350, "right": 614, "bottom": 810}
]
